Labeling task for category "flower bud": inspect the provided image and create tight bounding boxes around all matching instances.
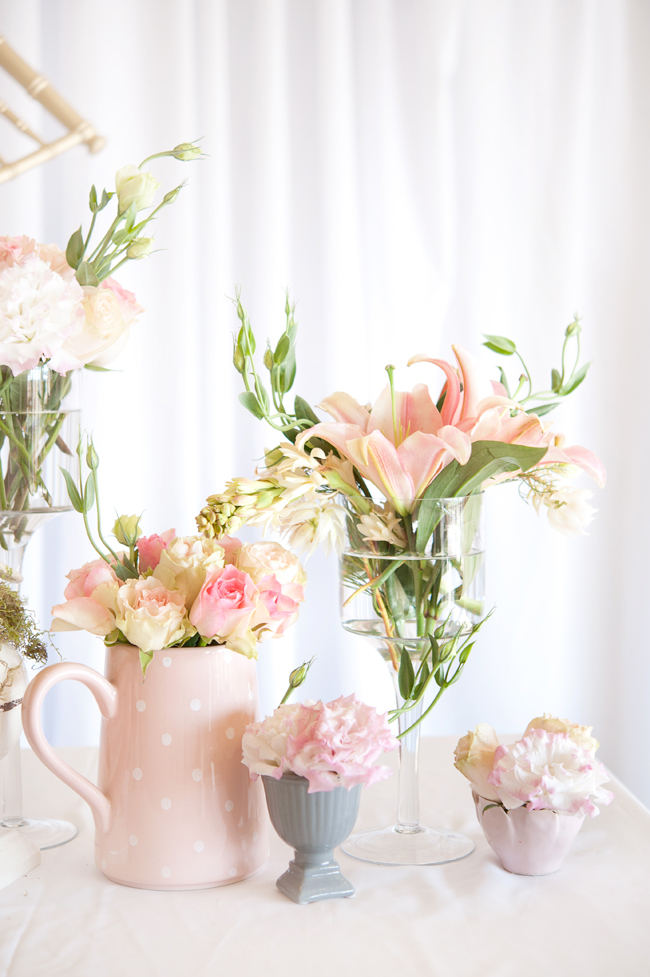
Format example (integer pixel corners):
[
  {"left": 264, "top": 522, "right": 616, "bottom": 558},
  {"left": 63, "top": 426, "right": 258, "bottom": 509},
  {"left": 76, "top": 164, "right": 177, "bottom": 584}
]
[
  {"left": 113, "top": 514, "right": 142, "bottom": 545},
  {"left": 171, "top": 142, "right": 203, "bottom": 161},
  {"left": 162, "top": 185, "right": 183, "bottom": 205},
  {"left": 127, "top": 237, "right": 153, "bottom": 259},
  {"left": 288, "top": 658, "right": 314, "bottom": 691}
]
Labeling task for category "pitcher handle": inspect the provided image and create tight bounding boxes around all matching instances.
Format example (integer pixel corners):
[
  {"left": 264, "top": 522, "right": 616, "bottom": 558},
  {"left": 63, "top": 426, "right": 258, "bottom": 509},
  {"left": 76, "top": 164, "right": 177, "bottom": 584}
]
[{"left": 21, "top": 661, "right": 117, "bottom": 834}]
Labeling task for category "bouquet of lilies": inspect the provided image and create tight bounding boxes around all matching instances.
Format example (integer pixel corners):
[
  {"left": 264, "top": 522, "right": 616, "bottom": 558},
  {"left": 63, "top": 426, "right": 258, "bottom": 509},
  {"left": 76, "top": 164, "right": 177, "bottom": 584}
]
[
  {"left": 0, "top": 141, "right": 201, "bottom": 547},
  {"left": 52, "top": 442, "right": 305, "bottom": 673},
  {"left": 196, "top": 299, "right": 604, "bottom": 731}
]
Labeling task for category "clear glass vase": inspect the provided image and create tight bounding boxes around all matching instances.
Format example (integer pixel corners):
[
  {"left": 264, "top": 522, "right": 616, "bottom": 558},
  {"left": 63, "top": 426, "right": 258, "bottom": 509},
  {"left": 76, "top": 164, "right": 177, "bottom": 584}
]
[
  {"left": 339, "top": 493, "right": 485, "bottom": 865},
  {"left": 0, "top": 364, "right": 81, "bottom": 849}
]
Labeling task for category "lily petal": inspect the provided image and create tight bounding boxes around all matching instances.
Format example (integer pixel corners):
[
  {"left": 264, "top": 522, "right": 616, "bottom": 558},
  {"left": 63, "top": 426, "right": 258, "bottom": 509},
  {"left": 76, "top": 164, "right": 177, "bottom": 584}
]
[
  {"left": 318, "top": 392, "right": 370, "bottom": 429},
  {"left": 368, "top": 384, "right": 442, "bottom": 442},
  {"left": 408, "top": 354, "right": 461, "bottom": 426}
]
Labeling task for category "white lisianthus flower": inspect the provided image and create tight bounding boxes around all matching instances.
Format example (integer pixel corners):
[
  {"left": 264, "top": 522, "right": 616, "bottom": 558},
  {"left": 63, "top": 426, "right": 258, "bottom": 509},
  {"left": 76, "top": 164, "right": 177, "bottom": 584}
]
[
  {"left": 115, "top": 164, "right": 160, "bottom": 214},
  {"left": 453, "top": 723, "right": 501, "bottom": 801},
  {"left": 114, "top": 577, "right": 189, "bottom": 653},
  {"left": 155, "top": 535, "right": 226, "bottom": 606},
  {"left": 489, "top": 729, "right": 613, "bottom": 817}
]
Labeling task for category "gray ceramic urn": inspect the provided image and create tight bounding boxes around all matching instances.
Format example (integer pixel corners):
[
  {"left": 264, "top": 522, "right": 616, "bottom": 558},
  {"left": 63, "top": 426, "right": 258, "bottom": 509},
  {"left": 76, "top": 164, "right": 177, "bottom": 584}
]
[{"left": 262, "top": 772, "right": 361, "bottom": 904}]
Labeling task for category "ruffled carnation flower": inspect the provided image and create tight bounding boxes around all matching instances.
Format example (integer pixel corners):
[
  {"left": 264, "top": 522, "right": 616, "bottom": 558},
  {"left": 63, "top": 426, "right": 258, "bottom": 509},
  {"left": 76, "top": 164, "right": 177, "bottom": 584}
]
[
  {"left": 155, "top": 534, "right": 226, "bottom": 605},
  {"left": 455, "top": 717, "right": 613, "bottom": 817},
  {"left": 488, "top": 729, "right": 613, "bottom": 817},
  {"left": 242, "top": 695, "right": 398, "bottom": 792}
]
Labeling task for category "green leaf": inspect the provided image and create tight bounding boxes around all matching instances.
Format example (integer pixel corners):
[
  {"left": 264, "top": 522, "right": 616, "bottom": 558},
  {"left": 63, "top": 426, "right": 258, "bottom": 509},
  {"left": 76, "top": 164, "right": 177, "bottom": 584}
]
[
  {"left": 263, "top": 346, "right": 273, "bottom": 371},
  {"left": 561, "top": 362, "right": 590, "bottom": 396},
  {"left": 238, "top": 391, "right": 265, "bottom": 419},
  {"left": 278, "top": 353, "right": 296, "bottom": 394},
  {"left": 294, "top": 395, "right": 320, "bottom": 426},
  {"left": 413, "top": 660, "right": 430, "bottom": 699},
  {"left": 84, "top": 363, "right": 113, "bottom": 373},
  {"left": 89, "top": 185, "right": 98, "bottom": 212},
  {"left": 112, "top": 562, "right": 133, "bottom": 582},
  {"left": 99, "top": 189, "right": 113, "bottom": 209},
  {"left": 416, "top": 441, "right": 547, "bottom": 550},
  {"left": 65, "top": 227, "right": 84, "bottom": 269},
  {"left": 496, "top": 365, "right": 511, "bottom": 398},
  {"left": 398, "top": 649, "right": 415, "bottom": 700},
  {"left": 60, "top": 469, "right": 84, "bottom": 513},
  {"left": 83, "top": 475, "right": 95, "bottom": 512},
  {"left": 123, "top": 202, "right": 137, "bottom": 233},
  {"left": 112, "top": 228, "right": 130, "bottom": 247},
  {"left": 274, "top": 334, "right": 291, "bottom": 364},
  {"left": 75, "top": 261, "right": 99, "bottom": 287},
  {"left": 526, "top": 402, "right": 557, "bottom": 417},
  {"left": 139, "top": 649, "right": 154, "bottom": 676},
  {"left": 551, "top": 367, "right": 562, "bottom": 393},
  {"left": 483, "top": 334, "right": 516, "bottom": 355}
]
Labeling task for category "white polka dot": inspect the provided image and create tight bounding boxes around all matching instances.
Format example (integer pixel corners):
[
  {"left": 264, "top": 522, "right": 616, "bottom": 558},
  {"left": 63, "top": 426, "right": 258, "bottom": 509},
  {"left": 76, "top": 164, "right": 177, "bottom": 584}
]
[
  {"left": 225, "top": 800, "right": 234, "bottom": 813},
  {"left": 191, "top": 768, "right": 202, "bottom": 782},
  {"left": 161, "top": 797, "right": 172, "bottom": 810},
  {"left": 129, "top": 835, "right": 138, "bottom": 847},
  {"left": 161, "top": 733, "right": 172, "bottom": 746},
  {"left": 193, "top": 840, "right": 205, "bottom": 853},
  {"left": 135, "top": 700, "right": 146, "bottom": 712},
  {"left": 132, "top": 768, "right": 143, "bottom": 781},
  {"left": 228, "top": 867, "right": 237, "bottom": 878},
  {"left": 225, "top": 727, "right": 235, "bottom": 740},
  {"left": 162, "top": 656, "right": 172, "bottom": 668},
  {"left": 190, "top": 698, "right": 201, "bottom": 711},
  {"left": 101, "top": 857, "right": 108, "bottom": 871},
  {"left": 237, "top": 817, "right": 244, "bottom": 828},
  {"left": 161, "top": 866, "right": 171, "bottom": 879}
]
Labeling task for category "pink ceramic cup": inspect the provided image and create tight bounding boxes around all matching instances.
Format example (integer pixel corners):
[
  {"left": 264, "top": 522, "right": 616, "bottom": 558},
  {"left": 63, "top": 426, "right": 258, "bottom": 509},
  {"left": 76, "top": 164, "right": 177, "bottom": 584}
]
[
  {"left": 473, "top": 791, "right": 584, "bottom": 875},
  {"left": 22, "top": 644, "right": 269, "bottom": 890}
]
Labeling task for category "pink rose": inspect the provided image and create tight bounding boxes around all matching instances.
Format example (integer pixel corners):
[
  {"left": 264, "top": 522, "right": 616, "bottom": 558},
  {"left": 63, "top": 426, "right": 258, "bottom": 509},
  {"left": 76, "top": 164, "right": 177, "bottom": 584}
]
[
  {"left": 51, "top": 558, "right": 120, "bottom": 637},
  {"left": 219, "top": 535, "right": 243, "bottom": 564},
  {"left": 189, "top": 565, "right": 259, "bottom": 655},
  {"left": 63, "top": 557, "right": 119, "bottom": 599},
  {"left": 256, "top": 574, "right": 304, "bottom": 635},
  {"left": 136, "top": 529, "right": 176, "bottom": 574}
]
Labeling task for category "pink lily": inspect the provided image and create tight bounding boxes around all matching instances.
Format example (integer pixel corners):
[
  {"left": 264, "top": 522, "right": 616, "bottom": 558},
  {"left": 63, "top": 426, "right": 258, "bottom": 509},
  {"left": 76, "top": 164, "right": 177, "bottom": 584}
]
[
  {"left": 409, "top": 346, "right": 606, "bottom": 487},
  {"left": 298, "top": 383, "right": 472, "bottom": 513}
]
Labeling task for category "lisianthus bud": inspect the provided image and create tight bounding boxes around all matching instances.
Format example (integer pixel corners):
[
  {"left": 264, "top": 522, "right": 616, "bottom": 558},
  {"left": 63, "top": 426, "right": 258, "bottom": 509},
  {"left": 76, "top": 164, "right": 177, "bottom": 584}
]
[
  {"left": 171, "top": 141, "right": 202, "bottom": 161},
  {"left": 127, "top": 237, "right": 153, "bottom": 259},
  {"left": 113, "top": 514, "right": 141, "bottom": 545},
  {"left": 163, "top": 185, "right": 183, "bottom": 205}
]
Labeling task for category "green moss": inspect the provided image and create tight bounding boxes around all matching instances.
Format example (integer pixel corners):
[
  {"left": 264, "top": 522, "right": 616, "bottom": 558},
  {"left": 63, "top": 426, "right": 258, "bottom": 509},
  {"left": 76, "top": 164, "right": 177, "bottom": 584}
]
[{"left": 0, "top": 583, "right": 48, "bottom": 664}]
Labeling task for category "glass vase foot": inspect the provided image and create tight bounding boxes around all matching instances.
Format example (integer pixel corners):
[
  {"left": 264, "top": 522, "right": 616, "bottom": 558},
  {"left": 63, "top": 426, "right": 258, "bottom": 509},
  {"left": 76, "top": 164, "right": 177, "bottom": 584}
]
[
  {"left": 1, "top": 817, "right": 78, "bottom": 850},
  {"left": 341, "top": 824, "right": 474, "bottom": 866}
]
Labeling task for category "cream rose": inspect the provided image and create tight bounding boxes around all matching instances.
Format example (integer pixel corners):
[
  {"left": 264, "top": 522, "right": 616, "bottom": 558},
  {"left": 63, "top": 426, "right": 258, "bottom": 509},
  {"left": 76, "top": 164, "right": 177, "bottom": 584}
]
[
  {"left": 453, "top": 723, "right": 501, "bottom": 801},
  {"left": 115, "top": 164, "right": 160, "bottom": 213},
  {"left": 237, "top": 541, "right": 306, "bottom": 587},
  {"left": 114, "top": 577, "right": 188, "bottom": 653},
  {"left": 63, "top": 278, "right": 142, "bottom": 367},
  {"left": 155, "top": 535, "right": 226, "bottom": 606}
]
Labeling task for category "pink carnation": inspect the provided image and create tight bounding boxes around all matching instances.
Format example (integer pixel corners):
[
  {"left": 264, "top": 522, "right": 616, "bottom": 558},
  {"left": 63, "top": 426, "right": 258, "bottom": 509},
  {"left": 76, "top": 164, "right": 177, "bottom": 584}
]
[
  {"left": 136, "top": 529, "right": 176, "bottom": 574},
  {"left": 242, "top": 695, "right": 398, "bottom": 792}
]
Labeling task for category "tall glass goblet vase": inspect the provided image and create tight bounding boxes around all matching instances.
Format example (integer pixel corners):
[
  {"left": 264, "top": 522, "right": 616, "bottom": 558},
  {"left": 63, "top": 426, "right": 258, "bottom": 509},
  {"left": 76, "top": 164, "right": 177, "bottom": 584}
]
[
  {"left": 339, "top": 494, "right": 485, "bottom": 865},
  {"left": 0, "top": 364, "right": 80, "bottom": 849}
]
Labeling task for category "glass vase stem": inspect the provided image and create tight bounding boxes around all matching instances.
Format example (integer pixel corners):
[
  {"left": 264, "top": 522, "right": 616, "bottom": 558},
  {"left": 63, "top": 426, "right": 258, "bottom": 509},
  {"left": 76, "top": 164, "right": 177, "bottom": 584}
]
[{"left": 395, "top": 694, "right": 423, "bottom": 834}]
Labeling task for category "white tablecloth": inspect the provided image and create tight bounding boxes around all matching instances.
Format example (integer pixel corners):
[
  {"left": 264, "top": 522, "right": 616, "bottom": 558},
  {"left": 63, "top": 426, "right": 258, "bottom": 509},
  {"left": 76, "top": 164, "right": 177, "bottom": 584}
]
[{"left": 1, "top": 740, "right": 648, "bottom": 977}]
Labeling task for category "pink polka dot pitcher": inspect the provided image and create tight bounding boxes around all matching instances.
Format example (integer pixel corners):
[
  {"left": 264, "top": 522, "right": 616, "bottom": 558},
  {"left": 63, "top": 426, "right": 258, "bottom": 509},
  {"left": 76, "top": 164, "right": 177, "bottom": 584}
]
[{"left": 22, "top": 644, "right": 269, "bottom": 889}]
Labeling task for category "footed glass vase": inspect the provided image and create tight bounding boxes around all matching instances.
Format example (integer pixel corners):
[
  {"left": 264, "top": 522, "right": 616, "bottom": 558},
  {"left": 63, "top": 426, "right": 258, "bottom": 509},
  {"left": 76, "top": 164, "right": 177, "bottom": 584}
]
[
  {"left": 339, "top": 494, "right": 485, "bottom": 865},
  {"left": 0, "top": 364, "right": 80, "bottom": 849}
]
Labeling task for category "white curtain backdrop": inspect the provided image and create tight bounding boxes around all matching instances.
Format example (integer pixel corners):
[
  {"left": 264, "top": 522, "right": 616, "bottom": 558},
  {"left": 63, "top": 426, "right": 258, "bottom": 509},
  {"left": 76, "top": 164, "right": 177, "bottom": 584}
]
[{"left": 2, "top": 0, "right": 649, "bottom": 802}]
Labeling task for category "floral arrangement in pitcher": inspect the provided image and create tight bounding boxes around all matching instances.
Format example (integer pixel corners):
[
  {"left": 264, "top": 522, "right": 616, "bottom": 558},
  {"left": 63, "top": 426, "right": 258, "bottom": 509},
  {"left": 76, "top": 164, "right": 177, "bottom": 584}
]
[
  {"left": 242, "top": 694, "right": 398, "bottom": 792},
  {"left": 0, "top": 140, "right": 201, "bottom": 526},
  {"left": 52, "top": 442, "right": 305, "bottom": 673},
  {"left": 195, "top": 298, "right": 605, "bottom": 734},
  {"left": 454, "top": 715, "right": 613, "bottom": 816}
]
